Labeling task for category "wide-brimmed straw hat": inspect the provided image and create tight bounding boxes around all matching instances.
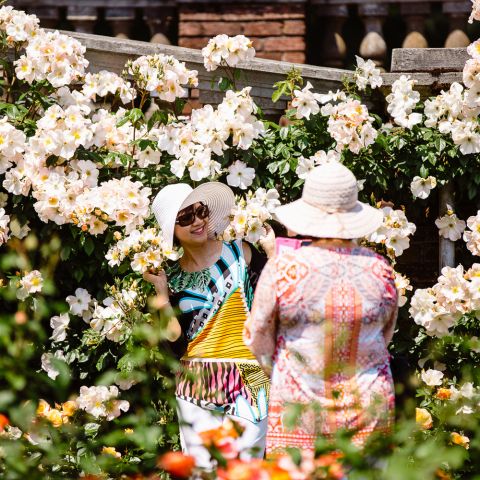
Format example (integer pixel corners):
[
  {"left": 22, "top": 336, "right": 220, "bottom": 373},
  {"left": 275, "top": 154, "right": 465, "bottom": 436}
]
[
  {"left": 274, "top": 161, "right": 383, "bottom": 239},
  {"left": 151, "top": 182, "right": 235, "bottom": 248}
]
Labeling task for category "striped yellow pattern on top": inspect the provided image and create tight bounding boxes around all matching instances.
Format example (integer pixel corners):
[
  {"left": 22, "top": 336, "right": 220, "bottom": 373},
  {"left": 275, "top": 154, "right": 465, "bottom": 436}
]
[{"left": 184, "top": 288, "right": 255, "bottom": 360}]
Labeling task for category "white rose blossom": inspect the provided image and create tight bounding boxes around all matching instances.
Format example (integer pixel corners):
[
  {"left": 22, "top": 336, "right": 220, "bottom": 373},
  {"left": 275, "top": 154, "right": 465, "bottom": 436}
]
[
  {"left": 15, "top": 30, "right": 88, "bottom": 87},
  {"left": 354, "top": 56, "right": 383, "bottom": 91},
  {"left": 394, "top": 272, "right": 413, "bottom": 307},
  {"left": 226, "top": 160, "right": 256, "bottom": 190},
  {"left": 421, "top": 369, "right": 444, "bottom": 386},
  {"left": 435, "top": 205, "right": 466, "bottom": 241},
  {"left": 291, "top": 82, "right": 322, "bottom": 120},
  {"left": 202, "top": 34, "right": 255, "bottom": 71},
  {"left": 295, "top": 150, "right": 341, "bottom": 180},
  {"left": 470, "top": 0, "right": 480, "bottom": 23},
  {"left": 123, "top": 53, "right": 198, "bottom": 102},
  {"left": 221, "top": 188, "right": 280, "bottom": 243},
  {"left": 0, "top": 207, "right": 10, "bottom": 246},
  {"left": 464, "top": 211, "right": 480, "bottom": 256},
  {"left": 41, "top": 350, "right": 66, "bottom": 380},
  {"left": 409, "top": 264, "right": 480, "bottom": 337},
  {"left": 16, "top": 270, "right": 43, "bottom": 300},
  {"left": 66, "top": 288, "right": 93, "bottom": 321},
  {"left": 386, "top": 75, "right": 422, "bottom": 129},
  {"left": 321, "top": 98, "right": 378, "bottom": 153},
  {"left": 157, "top": 88, "right": 264, "bottom": 182},
  {"left": 76, "top": 385, "right": 129, "bottom": 420},
  {"left": 50, "top": 313, "right": 70, "bottom": 343},
  {"left": 410, "top": 176, "right": 437, "bottom": 199},
  {"left": 368, "top": 207, "right": 416, "bottom": 257}
]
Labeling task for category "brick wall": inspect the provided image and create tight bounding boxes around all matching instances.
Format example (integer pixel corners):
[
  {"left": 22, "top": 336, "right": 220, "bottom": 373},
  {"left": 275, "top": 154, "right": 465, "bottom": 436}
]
[{"left": 178, "top": 3, "right": 306, "bottom": 64}]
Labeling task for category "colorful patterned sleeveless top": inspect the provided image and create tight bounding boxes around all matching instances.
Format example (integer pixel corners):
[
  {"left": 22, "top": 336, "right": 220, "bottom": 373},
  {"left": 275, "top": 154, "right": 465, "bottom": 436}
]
[{"left": 169, "top": 240, "right": 269, "bottom": 424}]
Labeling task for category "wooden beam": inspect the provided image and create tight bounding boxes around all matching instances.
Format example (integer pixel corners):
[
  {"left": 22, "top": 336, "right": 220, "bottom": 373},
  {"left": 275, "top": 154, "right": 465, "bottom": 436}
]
[
  {"left": 10, "top": 0, "right": 176, "bottom": 7},
  {"left": 391, "top": 47, "right": 468, "bottom": 73},
  {"left": 65, "top": 31, "right": 464, "bottom": 102}
]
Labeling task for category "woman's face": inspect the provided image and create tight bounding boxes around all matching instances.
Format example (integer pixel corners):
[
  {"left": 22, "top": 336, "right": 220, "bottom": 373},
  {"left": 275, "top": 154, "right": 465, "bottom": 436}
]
[{"left": 174, "top": 202, "right": 209, "bottom": 247}]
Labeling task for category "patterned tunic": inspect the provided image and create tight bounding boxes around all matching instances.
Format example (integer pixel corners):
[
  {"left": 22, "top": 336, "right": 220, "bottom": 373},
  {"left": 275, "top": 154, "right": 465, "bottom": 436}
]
[
  {"left": 170, "top": 240, "right": 270, "bottom": 424},
  {"left": 244, "top": 245, "right": 398, "bottom": 453}
]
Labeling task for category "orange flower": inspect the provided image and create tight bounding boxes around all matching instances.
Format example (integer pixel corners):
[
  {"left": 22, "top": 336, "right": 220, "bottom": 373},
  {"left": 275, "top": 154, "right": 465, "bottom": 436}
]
[
  {"left": 199, "top": 419, "right": 241, "bottom": 459},
  {"left": 262, "top": 460, "right": 292, "bottom": 480},
  {"left": 450, "top": 432, "right": 469, "bottom": 449},
  {"left": 218, "top": 459, "right": 292, "bottom": 480},
  {"left": 435, "top": 388, "right": 452, "bottom": 400},
  {"left": 199, "top": 418, "right": 240, "bottom": 447},
  {"left": 416, "top": 407, "right": 433, "bottom": 430},
  {"left": 102, "top": 446, "right": 122, "bottom": 458},
  {"left": 37, "top": 399, "right": 51, "bottom": 417},
  {"left": 315, "top": 452, "right": 345, "bottom": 480},
  {"left": 45, "top": 409, "right": 64, "bottom": 428},
  {"left": 157, "top": 452, "right": 195, "bottom": 479},
  {"left": 217, "top": 459, "right": 263, "bottom": 480},
  {"left": 0, "top": 413, "right": 9, "bottom": 431},
  {"left": 61, "top": 400, "right": 77, "bottom": 417}
]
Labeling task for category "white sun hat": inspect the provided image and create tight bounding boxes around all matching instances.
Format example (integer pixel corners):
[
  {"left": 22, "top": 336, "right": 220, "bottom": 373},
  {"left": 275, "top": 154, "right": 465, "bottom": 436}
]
[
  {"left": 274, "top": 161, "right": 383, "bottom": 239},
  {"left": 151, "top": 182, "right": 235, "bottom": 248}
]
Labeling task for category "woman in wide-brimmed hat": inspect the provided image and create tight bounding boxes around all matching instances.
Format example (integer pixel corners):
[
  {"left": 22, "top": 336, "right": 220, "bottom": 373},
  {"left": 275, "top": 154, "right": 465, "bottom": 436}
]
[
  {"left": 143, "top": 181, "right": 274, "bottom": 469},
  {"left": 244, "top": 161, "right": 398, "bottom": 454}
]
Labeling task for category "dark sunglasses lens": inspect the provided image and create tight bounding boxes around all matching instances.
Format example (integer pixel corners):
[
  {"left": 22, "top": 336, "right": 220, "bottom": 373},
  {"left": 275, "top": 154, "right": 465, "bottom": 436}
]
[
  {"left": 177, "top": 213, "right": 195, "bottom": 227},
  {"left": 197, "top": 204, "right": 209, "bottom": 219}
]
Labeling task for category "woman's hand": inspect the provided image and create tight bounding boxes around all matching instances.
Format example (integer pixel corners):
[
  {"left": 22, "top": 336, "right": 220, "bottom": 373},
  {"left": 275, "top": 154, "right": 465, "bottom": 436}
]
[
  {"left": 259, "top": 224, "right": 276, "bottom": 258},
  {"left": 143, "top": 270, "right": 169, "bottom": 304}
]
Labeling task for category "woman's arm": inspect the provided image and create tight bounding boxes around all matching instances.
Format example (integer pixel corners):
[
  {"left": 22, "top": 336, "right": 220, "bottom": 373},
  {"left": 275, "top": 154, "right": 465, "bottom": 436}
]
[
  {"left": 243, "top": 259, "right": 278, "bottom": 376},
  {"left": 242, "top": 225, "right": 276, "bottom": 267}
]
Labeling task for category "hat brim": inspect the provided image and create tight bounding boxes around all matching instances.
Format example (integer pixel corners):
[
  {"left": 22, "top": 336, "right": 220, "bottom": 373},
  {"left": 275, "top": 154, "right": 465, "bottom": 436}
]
[
  {"left": 274, "top": 198, "right": 384, "bottom": 239},
  {"left": 180, "top": 182, "right": 236, "bottom": 240}
]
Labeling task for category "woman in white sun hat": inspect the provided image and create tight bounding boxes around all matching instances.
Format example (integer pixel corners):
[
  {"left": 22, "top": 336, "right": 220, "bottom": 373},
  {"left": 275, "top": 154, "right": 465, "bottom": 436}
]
[
  {"left": 244, "top": 161, "right": 398, "bottom": 455},
  {"left": 143, "top": 181, "right": 275, "bottom": 469}
]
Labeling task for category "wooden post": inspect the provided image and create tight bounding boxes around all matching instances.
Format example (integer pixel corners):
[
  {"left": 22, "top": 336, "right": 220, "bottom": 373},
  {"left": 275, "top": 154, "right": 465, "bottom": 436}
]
[{"left": 439, "top": 182, "right": 455, "bottom": 270}]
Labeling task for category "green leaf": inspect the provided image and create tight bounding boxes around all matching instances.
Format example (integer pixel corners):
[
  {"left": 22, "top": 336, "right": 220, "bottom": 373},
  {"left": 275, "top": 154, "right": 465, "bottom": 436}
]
[
  {"left": 267, "top": 162, "right": 279, "bottom": 174},
  {"left": 129, "top": 108, "right": 145, "bottom": 125},
  {"left": 147, "top": 109, "right": 168, "bottom": 130},
  {"left": 96, "top": 351, "right": 109, "bottom": 371},
  {"left": 84, "top": 237, "right": 95, "bottom": 256},
  {"left": 435, "top": 137, "right": 447, "bottom": 153},
  {"left": 281, "top": 161, "right": 290, "bottom": 174},
  {"left": 60, "top": 246, "right": 71, "bottom": 261},
  {"left": 279, "top": 127, "right": 289, "bottom": 141},
  {"left": 218, "top": 77, "right": 231, "bottom": 92},
  {"left": 419, "top": 164, "right": 429, "bottom": 178},
  {"left": 72, "top": 268, "right": 83, "bottom": 283},
  {"left": 84, "top": 423, "right": 100, "bottom": 438}
]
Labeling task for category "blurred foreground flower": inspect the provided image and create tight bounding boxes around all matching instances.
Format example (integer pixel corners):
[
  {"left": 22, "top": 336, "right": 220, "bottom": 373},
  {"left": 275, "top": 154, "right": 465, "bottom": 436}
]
[
  {"left": 102, "top": 446, "right": 122, "bottom": 458},
  {"left": 199, "top": 418, "right": 241, "bottom": 460},
  {"left": 157, "top": 451, "right": 196, "bottom": 478},
  {"left": 218, "top": 458, "right": 292, "bottom": 480},
  {"left": 0, "top": 413, "right": 9, "bottom": 431}
]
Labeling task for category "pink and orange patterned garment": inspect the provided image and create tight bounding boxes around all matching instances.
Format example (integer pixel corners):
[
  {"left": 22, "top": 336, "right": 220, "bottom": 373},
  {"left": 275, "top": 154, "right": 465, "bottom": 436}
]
[{"left": 244, "top": 245, "right": 398, "bottom": 454}]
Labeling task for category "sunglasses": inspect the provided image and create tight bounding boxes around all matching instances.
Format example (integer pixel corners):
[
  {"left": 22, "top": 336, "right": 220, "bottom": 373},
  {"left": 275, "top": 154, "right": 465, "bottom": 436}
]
[{"left": 175, "top": 203, "right": 210, "bottom": 227}]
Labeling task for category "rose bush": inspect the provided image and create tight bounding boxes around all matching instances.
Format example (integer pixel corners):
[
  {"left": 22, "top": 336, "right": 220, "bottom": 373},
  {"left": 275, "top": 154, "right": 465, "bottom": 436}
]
[{"left": 3, "top": 3, "right": 480, "bottom": 479}]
